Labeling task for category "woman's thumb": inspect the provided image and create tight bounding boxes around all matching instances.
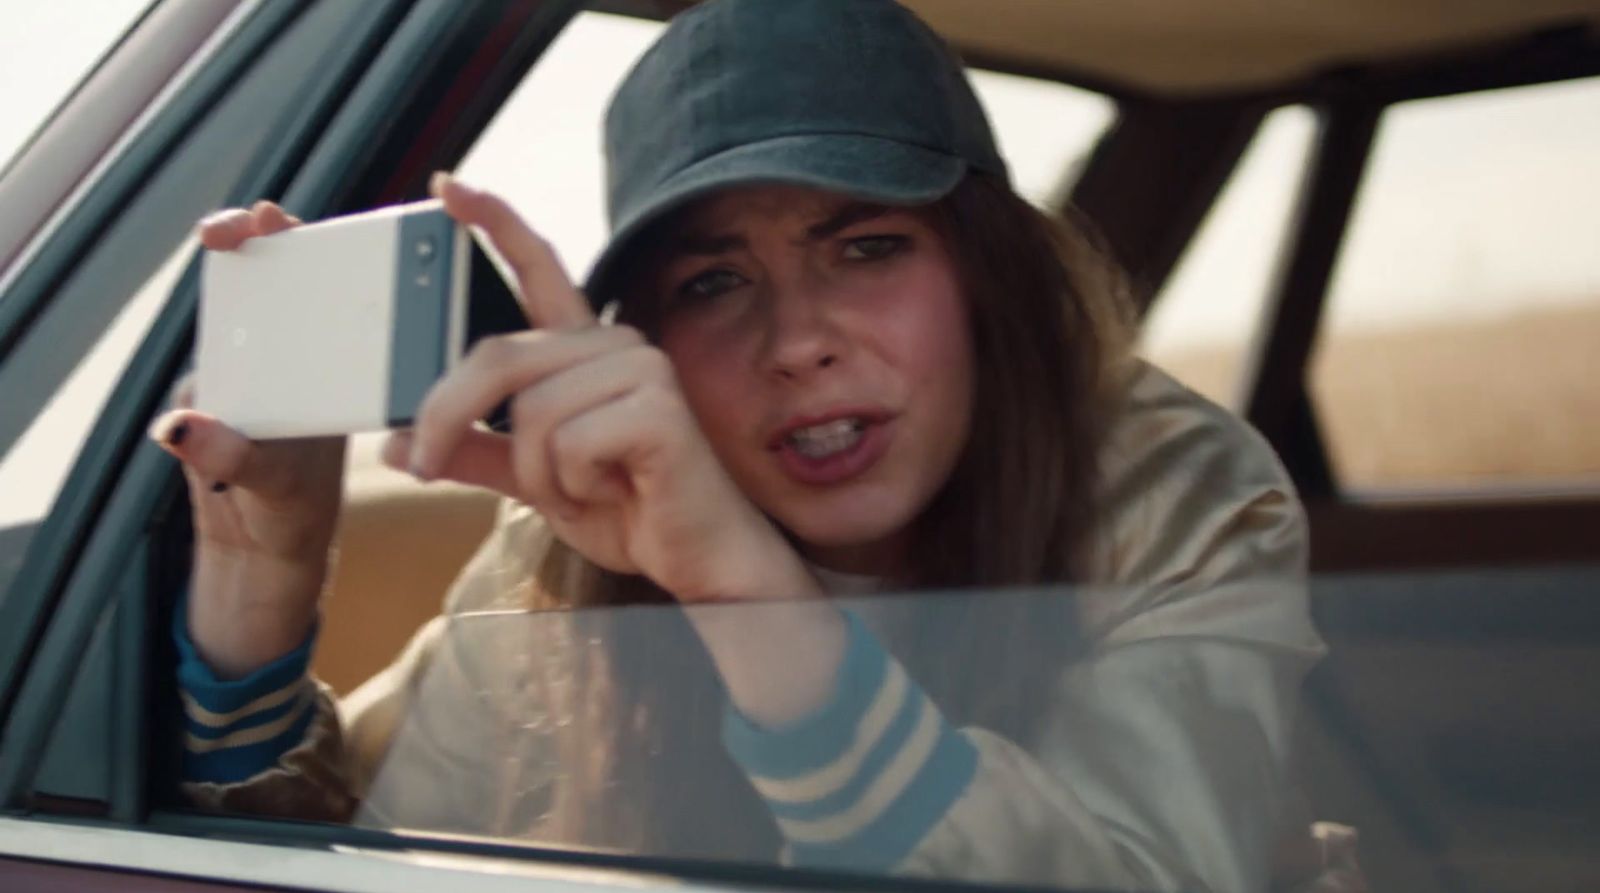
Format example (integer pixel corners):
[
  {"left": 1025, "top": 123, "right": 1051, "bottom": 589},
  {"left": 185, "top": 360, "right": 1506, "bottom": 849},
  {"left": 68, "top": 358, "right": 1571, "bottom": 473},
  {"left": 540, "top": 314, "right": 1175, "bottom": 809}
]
[{"left": 149, "top": 409, "right": 260, "bottom": 490}]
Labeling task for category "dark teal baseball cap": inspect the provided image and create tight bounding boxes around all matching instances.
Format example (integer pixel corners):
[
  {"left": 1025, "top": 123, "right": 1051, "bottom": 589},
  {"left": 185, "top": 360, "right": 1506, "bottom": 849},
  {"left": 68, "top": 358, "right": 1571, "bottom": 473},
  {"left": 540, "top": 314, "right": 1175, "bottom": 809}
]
[{"left": 583, "top": 0, "right": 1010, "bottom": 307}]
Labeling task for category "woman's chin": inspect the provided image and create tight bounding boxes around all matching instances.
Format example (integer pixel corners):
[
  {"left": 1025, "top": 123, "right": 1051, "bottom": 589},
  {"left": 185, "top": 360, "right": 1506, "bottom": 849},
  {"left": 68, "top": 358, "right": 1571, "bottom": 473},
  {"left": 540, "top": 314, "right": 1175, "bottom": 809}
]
[{"left": 777, "top": 507, "right": 914, "bottom": 575}]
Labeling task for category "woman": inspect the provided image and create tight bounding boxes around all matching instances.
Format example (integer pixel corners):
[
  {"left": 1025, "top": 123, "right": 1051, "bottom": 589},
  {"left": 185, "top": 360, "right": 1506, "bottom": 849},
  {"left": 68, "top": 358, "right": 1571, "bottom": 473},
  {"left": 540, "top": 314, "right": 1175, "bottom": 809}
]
[{"left": 151, "top": 1, "right": 1361, "bottom": 890}]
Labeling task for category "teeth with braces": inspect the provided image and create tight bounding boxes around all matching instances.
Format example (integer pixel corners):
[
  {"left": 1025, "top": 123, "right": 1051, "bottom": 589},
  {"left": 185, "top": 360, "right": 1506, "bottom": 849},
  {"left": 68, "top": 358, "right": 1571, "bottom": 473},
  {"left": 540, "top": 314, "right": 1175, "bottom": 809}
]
[{"left": 788, "top": 418, "right": 865, "bottom": 459}]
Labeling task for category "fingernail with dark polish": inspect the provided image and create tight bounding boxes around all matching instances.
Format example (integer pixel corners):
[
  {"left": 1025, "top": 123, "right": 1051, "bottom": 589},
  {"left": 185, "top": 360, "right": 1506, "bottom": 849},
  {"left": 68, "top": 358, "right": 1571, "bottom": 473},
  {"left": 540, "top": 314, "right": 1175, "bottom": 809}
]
[
  {"left": 167, "top": 422, "right": 189, "bottom": 447},
  {"left": 210, "top": 481, "right": 229, "bottom": 494}
]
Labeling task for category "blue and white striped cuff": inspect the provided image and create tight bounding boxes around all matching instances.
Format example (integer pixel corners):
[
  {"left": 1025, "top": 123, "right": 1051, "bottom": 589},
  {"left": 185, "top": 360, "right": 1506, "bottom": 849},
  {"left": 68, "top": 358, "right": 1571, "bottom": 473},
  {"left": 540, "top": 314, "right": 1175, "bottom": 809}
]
[
  {"left": 174, "top": 599, "right": 318, "bottom": 784},
  {"left": 721, "top": 611, "right": 978, "bottom": 872}
]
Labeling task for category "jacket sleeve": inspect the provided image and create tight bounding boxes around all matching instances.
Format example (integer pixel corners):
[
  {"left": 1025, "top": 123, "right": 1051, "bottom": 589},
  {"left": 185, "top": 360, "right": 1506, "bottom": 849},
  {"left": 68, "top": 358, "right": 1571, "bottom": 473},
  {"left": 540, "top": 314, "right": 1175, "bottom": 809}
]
[
  {"left": 722, "top": 364, "right": 1328, "bottom": 892},
  {"left": 903, "top": 635, "right": 1318, "bottom": 892},
  {"left": 176, "top": 498, "right": 534, "bottom": 821},
  {"left": 176, "top": 623, "right": 358, "bottom": 821},
  {"left": 174, "top": 610, "right": 449, "bottom": 822},
  {"left": 721, "top": 610, "right": 1317, "bottom": 892}
]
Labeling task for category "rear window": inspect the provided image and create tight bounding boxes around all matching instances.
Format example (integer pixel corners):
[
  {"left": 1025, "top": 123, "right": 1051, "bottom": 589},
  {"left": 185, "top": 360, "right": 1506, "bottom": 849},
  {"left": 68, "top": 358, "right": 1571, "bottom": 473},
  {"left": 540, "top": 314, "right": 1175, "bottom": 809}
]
[{"left": 1312, "top": 77, "right": 1600, "bottom": 490}]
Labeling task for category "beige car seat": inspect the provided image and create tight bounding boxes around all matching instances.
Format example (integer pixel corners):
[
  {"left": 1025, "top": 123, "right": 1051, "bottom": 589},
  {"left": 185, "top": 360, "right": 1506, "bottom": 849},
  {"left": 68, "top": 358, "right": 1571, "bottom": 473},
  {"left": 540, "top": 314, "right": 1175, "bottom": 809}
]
[{"left": 312, "top": 435, "right": 498, "bottom": 694}]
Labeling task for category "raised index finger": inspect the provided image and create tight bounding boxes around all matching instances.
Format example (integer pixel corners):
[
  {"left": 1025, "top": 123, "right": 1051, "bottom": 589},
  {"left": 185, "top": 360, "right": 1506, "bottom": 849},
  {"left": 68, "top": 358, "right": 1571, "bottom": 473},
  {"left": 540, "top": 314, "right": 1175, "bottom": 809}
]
[{"left": 430, "top": 172, "right": 596, "bottom": 331}]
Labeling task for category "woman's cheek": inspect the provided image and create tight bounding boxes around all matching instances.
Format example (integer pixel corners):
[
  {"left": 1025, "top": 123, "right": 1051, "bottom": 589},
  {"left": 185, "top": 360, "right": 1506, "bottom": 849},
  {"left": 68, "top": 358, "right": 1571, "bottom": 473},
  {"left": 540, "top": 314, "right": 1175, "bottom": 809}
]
[{"left": 664, "top": 341, "right": 758, "bottom": 473}]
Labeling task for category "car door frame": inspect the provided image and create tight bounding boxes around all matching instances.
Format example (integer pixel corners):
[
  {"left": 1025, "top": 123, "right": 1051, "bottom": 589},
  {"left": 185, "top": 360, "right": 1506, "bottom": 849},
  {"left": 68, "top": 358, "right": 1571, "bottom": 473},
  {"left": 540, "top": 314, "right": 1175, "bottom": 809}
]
[{"left": 0, "top": 0, "right": 581, "bottom": 820}]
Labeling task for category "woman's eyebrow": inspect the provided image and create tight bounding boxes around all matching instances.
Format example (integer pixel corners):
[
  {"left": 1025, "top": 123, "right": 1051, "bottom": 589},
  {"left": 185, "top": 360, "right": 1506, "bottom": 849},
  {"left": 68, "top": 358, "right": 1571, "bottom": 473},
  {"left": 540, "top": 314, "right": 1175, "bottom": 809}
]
[
  {"left": 667, "top": 203, "right": 894, "bottom": 258},
  {"left": 669, "top": 233, "right": 744, "bottom": 257},
  {"left": 805, "top": 202, "right": 892, "bottom": 240}
]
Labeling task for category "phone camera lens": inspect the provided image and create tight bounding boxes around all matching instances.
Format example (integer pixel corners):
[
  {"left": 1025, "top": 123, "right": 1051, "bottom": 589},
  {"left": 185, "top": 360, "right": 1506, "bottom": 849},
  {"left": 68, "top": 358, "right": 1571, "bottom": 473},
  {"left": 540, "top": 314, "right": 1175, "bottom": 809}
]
[{"left": 415, "top": 237, "right": 436, "bottom": 260}]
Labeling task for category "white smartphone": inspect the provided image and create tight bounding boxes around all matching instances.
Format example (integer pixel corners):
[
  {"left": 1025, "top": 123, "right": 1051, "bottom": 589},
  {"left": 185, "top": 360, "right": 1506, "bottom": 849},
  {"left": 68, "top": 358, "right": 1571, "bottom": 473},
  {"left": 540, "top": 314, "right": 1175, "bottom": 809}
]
[{"left": 195, "top": 199, "right": 524, "bottom": 439}]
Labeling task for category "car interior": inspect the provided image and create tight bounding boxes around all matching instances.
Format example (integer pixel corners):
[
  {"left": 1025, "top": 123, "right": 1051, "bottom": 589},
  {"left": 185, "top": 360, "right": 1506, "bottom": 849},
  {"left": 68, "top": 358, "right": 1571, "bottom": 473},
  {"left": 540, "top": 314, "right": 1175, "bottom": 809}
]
[{"left": 1, "top": 1, "right": 1597, "bottom": 891}]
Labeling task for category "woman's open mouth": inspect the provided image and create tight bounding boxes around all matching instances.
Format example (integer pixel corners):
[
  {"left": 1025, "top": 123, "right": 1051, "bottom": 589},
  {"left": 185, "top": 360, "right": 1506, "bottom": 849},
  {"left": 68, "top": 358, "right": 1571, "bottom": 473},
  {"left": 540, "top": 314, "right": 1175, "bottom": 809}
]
[{"left": 770, "top": 413, "right": 893, "bottom": 486}]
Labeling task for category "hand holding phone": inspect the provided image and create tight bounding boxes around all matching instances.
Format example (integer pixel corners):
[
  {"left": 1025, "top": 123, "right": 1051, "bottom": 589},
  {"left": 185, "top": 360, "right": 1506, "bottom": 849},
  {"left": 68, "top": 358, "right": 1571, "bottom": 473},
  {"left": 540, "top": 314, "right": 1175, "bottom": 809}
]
[
  {"left": 154, "top": 197, "right": 524, "bottom": 675},
  {"left": 152, "top": 202, "right": 347, "bottom": 679},
  {"left": 195, "top": 198, "right": 525, "bottom": 439}
]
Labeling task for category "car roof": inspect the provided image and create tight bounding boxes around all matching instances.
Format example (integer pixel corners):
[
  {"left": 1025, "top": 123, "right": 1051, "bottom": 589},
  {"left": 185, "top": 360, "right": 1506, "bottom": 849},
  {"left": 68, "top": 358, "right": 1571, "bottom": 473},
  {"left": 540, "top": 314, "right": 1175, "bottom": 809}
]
[
  {"left": 621, "top": 0, "right": 1600, "bottom": 94},
  {"left": 909, "top": 0, "right": 1600, "bottom": 93}
]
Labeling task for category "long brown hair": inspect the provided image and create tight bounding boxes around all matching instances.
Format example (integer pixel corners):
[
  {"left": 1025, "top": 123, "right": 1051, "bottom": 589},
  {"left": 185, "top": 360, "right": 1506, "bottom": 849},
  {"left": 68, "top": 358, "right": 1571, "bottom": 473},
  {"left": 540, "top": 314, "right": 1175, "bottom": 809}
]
[{"left": 502, "top": 172, "right": 1135, "bottom": 855}]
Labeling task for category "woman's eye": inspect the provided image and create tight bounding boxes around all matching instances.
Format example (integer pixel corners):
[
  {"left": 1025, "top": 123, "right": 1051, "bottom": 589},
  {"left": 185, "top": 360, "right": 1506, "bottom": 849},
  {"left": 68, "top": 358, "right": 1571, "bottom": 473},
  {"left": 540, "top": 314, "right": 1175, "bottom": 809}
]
[
  {"left": 675, "top": 268, "right": 745, "bottom": 303},
  {"left": 841, "top": 235, "right": 908, "bottom": 262}
]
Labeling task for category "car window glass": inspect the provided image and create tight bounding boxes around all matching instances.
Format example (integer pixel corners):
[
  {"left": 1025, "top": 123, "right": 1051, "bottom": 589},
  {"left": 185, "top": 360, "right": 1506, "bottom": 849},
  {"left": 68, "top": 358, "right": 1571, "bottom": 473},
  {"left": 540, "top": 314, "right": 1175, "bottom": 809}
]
[
  {"left": 1140, "top": 105, "right": 1317, "bottom": 409},
  {"left": 0, "top": 0, "right": 153, "bottom": 171},
  {"left": 330, "top": 566, "right": 1600, "bottom": 893},
  {"left": 352, "top": 585, "right": 1314, "bottom": 890},
  {"left": 1311, "top": 77, "right": 1600, "bottom": 490}
]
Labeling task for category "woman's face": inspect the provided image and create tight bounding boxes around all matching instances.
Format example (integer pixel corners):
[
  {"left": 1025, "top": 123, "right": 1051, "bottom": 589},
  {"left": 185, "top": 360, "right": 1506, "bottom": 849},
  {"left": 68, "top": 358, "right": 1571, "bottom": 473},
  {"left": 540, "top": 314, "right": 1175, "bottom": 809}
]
[{"left": 648, "top": 185, "right": 975, "bottom": 575}]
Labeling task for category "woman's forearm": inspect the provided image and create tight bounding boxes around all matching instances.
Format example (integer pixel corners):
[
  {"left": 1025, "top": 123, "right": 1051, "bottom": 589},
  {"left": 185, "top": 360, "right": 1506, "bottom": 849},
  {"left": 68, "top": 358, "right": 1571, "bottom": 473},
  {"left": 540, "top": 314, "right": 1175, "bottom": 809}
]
[{"left": 188, "top": 544, "right": 326, "bottom": 680}]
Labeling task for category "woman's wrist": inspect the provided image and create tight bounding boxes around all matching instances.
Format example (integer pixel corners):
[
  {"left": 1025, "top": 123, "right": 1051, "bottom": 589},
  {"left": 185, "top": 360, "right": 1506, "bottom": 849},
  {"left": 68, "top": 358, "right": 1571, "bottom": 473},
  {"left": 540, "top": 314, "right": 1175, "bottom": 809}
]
[
  {"left": 188, "top": 543, "right": 327, "bottom": 680},
  {"left": 691, "top": 597, "right": 849, "bottom": 730},
  {"left": 675, "top": 525, "right": 850, "bottom": 728},
  {"left": 684, "top": 507, "right": 823, "bottom": 604}
]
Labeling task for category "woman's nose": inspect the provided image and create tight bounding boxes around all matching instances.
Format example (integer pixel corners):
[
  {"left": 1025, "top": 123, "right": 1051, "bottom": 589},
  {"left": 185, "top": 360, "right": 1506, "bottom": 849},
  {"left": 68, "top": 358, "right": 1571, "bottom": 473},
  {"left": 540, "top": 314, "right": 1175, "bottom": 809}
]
[{"left": 762, "top": 283, "right": 843, "bottom": 381}]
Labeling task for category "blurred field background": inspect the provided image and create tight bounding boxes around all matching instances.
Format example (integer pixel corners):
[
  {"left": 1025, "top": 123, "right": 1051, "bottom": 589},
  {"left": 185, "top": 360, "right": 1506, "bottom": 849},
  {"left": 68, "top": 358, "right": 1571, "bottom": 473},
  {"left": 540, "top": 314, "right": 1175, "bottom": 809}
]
[{"left": 1150, "top": 300, "right": 1600, "bottom": 489}]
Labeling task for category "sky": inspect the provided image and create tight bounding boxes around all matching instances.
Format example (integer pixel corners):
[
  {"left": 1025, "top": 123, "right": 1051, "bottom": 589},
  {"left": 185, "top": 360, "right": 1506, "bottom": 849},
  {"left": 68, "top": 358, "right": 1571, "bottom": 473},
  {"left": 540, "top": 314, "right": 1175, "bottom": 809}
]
[{"left": 1, "top": 4, "right": 1596, "bottom": 526}]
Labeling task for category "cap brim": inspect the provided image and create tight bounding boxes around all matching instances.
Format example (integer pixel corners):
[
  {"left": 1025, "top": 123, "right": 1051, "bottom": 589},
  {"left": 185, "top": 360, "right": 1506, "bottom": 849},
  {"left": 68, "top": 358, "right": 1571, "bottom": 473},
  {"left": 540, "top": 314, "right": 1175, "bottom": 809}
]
[{"left": 583, "top": 133, "right": 967, "bottom": 307}]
